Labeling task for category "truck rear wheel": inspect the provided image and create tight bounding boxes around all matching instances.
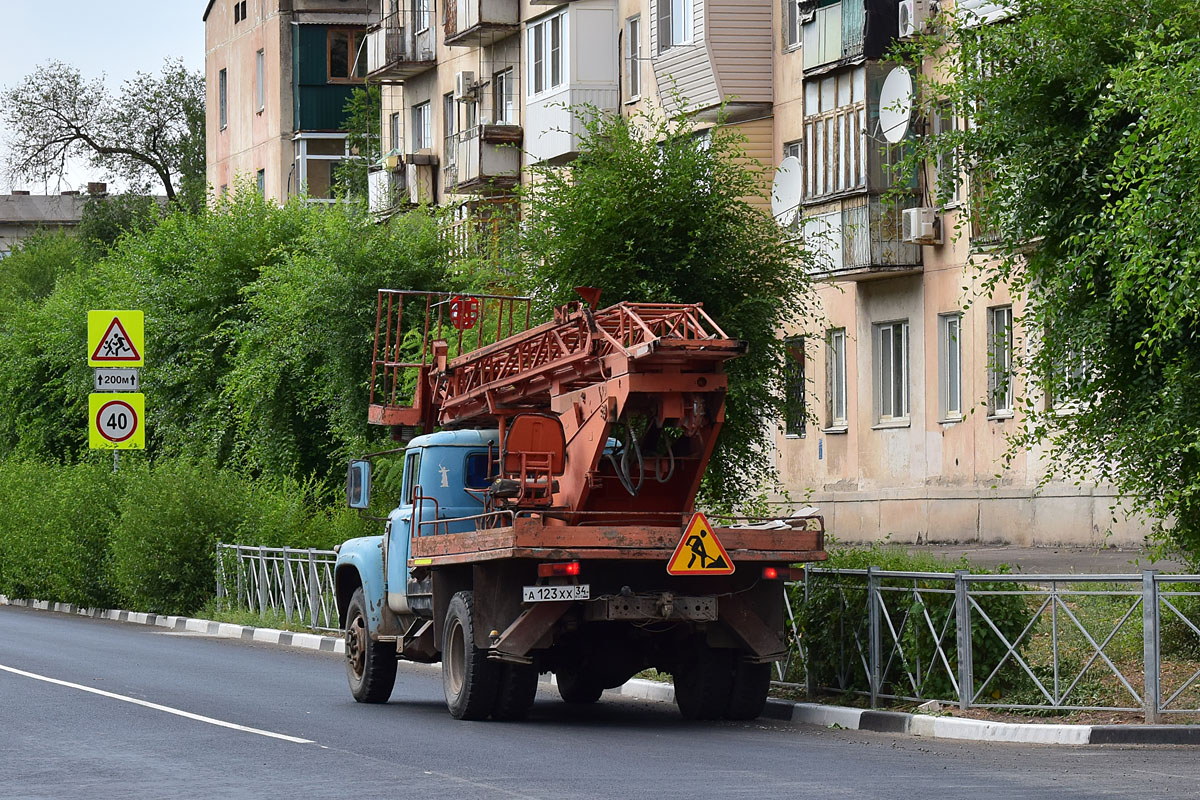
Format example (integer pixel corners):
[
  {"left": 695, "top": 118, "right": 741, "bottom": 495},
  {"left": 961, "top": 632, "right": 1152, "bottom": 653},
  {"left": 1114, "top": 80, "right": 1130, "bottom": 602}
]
[
  {"left": 674, "top": 646, "right": 734, "bottom": 720},
  {"left": 345, "top": 587, "right": 397, "bottom": 703},
  {"left": 556, "top": 671, "right": 603, "bottom": 704},
  {"left": 492, "top": 663, "right": 539, "bottom": 720},
  {"left": 442, "top": 591, "right": 498, "bottom": 720},
  {"left": 724, "top": 659, "right": 771, "bottom": 720}
]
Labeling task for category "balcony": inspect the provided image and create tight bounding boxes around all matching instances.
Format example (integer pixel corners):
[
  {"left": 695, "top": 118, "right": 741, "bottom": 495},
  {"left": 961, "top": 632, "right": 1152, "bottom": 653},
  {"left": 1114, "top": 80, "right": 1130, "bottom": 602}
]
[
  {"left": 367, "top": 163, "right": 409, "bottom": 218},
  {"left": 801, "top": 0, "right": 899, "bottom": 75},
  {"left": 444, "top": 0, "right": 519, "bottom": 47},
  {"left": 803, "top": 195, "right": 922, "bottom": 281},
  {"left": 366, "top": 9, "right": 436, "bottom": 83},
  {"left": 444, "top": 125, "right": 522, "bottom": 193}
]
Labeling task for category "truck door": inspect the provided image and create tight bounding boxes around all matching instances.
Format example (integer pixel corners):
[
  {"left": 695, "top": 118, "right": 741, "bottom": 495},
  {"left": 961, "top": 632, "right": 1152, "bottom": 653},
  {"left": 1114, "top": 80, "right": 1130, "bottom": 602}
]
[{"left": 385, "top": 448, "right": 430, "bottom": 614}]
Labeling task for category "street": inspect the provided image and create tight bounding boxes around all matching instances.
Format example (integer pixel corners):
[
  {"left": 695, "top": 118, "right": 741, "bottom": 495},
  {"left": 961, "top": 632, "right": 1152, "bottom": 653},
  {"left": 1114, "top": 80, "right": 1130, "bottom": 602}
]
[{"left": 3, "top": 605, "right": 1200, "bottom": 799}]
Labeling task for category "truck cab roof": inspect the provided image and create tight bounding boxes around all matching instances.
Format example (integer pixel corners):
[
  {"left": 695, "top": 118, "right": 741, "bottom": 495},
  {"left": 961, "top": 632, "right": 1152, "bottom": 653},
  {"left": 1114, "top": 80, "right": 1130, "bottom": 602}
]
[{"left": 407, "top": 429, "right": 499, "bottom": 449}]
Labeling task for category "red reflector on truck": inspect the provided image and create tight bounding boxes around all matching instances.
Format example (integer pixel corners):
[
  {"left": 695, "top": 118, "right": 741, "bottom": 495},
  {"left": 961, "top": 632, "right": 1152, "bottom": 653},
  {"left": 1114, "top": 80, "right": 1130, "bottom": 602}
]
[{"left": 538, "top": 561, "right": 581, "bottom": 577}]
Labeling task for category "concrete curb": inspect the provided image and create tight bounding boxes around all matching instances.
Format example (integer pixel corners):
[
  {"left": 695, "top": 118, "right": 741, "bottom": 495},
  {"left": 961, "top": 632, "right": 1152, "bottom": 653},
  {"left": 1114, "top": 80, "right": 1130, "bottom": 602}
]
[{"left": 4, "top": 595, "right": 1197, "bottom": 745}]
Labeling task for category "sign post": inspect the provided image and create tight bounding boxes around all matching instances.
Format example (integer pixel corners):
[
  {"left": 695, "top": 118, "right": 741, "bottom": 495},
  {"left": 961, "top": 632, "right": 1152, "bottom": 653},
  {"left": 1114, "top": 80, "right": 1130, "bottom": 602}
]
[{"left": 88, "top": 310, "right": 145, "bottom": 468}]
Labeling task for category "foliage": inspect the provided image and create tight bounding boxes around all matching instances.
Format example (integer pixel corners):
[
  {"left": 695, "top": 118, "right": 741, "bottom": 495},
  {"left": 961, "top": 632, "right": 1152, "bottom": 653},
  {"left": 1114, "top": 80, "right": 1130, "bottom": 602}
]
[
  {"left": 77, "top": 193, "right": 163, "bottom": 256},
  {"left": 0, "top": 229, "right": 87, "bottom": 321},
  {"left": 794, "top": 545, "right": 1029, "bottom": 701},
  {"left": 896, "top": 0, "right": 1200, "bottom": 554},
  {"left": 517, "top": 107, "right": 816, "bottom": 512},
  {"left": 334, "top": 85, "right": 382, "bottom": 201},
  {"left": 1, "top": 58, "right": 204, "bottom": 208}
]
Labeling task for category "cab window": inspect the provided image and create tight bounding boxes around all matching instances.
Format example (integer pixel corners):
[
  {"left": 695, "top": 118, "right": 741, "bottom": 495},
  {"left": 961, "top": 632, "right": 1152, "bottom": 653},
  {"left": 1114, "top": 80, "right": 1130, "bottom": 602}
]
[
  {"left": 401, "top": 450, "right": 422, "bottom": 504},
  {"left": 465, "top": 452, "right": 490, "bottom": 489}
]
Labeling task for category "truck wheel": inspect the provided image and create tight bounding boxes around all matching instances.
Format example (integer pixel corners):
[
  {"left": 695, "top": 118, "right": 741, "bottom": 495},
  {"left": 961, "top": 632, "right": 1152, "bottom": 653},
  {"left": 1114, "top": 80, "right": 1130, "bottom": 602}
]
[
  {"left": 345, "top": 587, "right": 397, "bottom": 704},
  {"left": 492, "top": 663, "right": 538, "bottom": 720},
  {"left": 724, "top": 659, "right": 771, "bottom": 720},
  {"left": 556, "top": 671, "right": 603, "bottom": 704},
  {"left": 442, "top": 591, "right": 498, "bottom": 720},
  {"left": 674, "top": 647, "right": 734, "bottom": 720}
]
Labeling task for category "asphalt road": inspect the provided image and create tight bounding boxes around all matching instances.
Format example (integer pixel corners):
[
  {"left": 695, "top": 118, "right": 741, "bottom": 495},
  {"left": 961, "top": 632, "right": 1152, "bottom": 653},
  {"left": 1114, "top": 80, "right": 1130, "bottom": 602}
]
[{"left": 4, "top": 606, "right": 1200, "bottom": 799}]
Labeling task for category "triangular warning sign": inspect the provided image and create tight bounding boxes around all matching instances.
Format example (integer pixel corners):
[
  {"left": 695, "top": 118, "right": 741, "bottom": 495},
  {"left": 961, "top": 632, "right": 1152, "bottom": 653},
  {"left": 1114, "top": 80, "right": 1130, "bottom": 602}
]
[
  {"left": 91, "top": 317, "right": 141, "bottom": 363},
  {"left": 667, "top": 512, "right": 735, "bottom": 575}
]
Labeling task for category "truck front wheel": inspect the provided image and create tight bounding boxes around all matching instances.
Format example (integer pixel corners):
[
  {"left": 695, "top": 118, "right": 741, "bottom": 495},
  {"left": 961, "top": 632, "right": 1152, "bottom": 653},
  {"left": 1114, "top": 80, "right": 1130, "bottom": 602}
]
[
  {"left": 345, "top": 587, "right": 397, "bottom": 703},
  {"left": 442, "top": 591, "right": 498, "bottom": 720}
]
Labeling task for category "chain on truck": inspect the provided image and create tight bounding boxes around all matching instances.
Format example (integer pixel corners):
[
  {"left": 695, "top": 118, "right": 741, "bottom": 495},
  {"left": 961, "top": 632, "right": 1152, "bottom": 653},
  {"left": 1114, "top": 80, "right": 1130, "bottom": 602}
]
[{"left": 334, "top": 288, "right": 826, "bottom": 720}]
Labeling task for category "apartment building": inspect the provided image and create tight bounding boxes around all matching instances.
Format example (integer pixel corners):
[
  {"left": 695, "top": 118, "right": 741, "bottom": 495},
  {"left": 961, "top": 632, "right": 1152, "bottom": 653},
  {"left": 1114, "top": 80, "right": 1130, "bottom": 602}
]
[
  {"left": 359, "top": 0, "right": 1151, "bottom": 546},
  {"left": 203, "top": 0, "right": 377, "bottom": 202}
]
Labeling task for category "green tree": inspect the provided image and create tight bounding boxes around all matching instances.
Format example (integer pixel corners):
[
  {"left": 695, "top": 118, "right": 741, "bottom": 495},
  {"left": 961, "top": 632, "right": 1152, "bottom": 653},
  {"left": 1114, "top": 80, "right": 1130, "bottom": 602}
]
[
  {"left": 902, "top": 0, "right": 1200, "bottom": 552},
  {"left": 518, "top": 108, "right": 816, "bottom": 512},
  {"left": 1, "top": 59, "right": 204, "bottom": 208},
  {"left": 334, "top": 85, "right": 382, "bottom": 201}
]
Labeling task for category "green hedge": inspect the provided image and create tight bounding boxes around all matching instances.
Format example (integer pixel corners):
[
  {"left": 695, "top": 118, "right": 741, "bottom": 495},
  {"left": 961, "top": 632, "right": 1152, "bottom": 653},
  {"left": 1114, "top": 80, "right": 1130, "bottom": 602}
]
[{"left": 0, "top": 456, "right": 372, "bottom": 616}]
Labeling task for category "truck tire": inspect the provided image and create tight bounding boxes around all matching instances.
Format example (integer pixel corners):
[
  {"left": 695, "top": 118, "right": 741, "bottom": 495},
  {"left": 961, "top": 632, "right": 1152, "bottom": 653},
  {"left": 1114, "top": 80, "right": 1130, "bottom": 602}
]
[
  {"left": 674, "top": 646, "right": 734, "bottom": 720},
  {"left": 442, "top": 591, "right": 498, "bottom": 720},
  {"left": 724, "top": 659, "right": 771, "bottom": 720},
  {"left": 492, "top": 663, "right": 539, "bottom": 720},
  {"left": 556, "top": 671, "right": 603, "bottom": 704},
  {"left": 345, "top": 587, "right": 397, "bottom": 703}
]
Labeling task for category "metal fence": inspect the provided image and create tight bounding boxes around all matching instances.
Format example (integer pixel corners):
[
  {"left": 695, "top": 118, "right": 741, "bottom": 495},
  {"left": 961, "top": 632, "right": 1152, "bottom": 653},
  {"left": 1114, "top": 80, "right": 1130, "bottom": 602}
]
[
  {"left": 216, "top": 545, "right": 339, "bottom": 633},
  {"left": 784, "top": 568, "right": 1200, "bottom": 722}
]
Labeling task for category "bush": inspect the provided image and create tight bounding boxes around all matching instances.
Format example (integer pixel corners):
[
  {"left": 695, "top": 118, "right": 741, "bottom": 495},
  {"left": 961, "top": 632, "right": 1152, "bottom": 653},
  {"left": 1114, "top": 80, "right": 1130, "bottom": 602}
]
[{"left": 793, "top": 544, "right": 1030, "bottom": 702}]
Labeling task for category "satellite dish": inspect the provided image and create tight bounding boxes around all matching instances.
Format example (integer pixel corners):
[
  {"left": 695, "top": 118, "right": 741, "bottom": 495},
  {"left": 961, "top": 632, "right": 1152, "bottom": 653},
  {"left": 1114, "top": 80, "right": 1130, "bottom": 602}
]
[
  {"left": 878, "top": 67, "right": 914, "bottom": 144},
  {"left": 771, "top": 156, "right": 803, "bottom": 227}
]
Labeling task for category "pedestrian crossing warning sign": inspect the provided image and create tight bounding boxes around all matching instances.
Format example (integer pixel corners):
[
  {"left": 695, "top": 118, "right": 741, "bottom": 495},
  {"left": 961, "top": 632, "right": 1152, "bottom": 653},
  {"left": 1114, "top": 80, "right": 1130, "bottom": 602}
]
[
  {"left": 667, "top": 512, "right": 735, "bottom": 575},
  {"left": 89, "top": 310, "right": 143, "bottom": 366}
]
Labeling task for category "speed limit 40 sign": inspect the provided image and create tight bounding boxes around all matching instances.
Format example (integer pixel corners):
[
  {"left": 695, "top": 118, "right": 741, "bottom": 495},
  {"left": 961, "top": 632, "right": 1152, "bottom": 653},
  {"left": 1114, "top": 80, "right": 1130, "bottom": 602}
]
[{"left": 89, "top": 393, "right": 145, "bottom": 450}]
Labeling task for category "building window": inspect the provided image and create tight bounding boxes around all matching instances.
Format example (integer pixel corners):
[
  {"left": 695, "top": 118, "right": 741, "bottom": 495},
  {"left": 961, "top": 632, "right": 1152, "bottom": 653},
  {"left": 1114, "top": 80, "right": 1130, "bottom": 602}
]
[
  {"left": 328, "top": 29, "right": 367, "bottom": 82},
  {"left": 294, "top": 135, "right": 347, "bottom": 201},
  {"left": 938, "top": 312, "right": 962, "bottom": 421},
  {"left": 826, "top": 328, "right": 847, "bottom": 428},
  {"left": 875, "top": 320, "right": 910, "bottom": 423},
  {"left": 256, "top": 168, "right": 265, "bottom": 196},
  {"left": 803, "top": 67, "right": 867, "bottom": 200},
  {"left": 255, "top": 49, "right": 265, "bottom": 113},
  {"left": 389, "top": 111, "right": 400, "bottom": 152},
  {"left": 785, "top": 0, "right": 802, "bottom": 50},
  {"left": 411, "top": 101, "right": 431, "bottom": 150},
  {"left": 932, "top": 101, "right": 961, "bottom": 206},
  {"left": 802, "top": 0, "right": 843, "bottom": 69},
  {"left": 988, "top": 305, "right": 1014, "bottom": 416},
  {"left": 785, "top": 337, "right": 806, "bottom": 437},
  {"left": 414, "top": 0, "right": 431, "bottom": 32},
  {"left": 492, "top": 68, "right": 514, "bottom": 124},
  {"left": 218, "top": 68, "right": 228, "bottom": 130},
  {"left": 528, "top": 11, "right": 567, "bottom": 97},
  {"left": 233, "top": 0, "right": 246, "bottom": 23},
  {"left": 657, "top": 0, "right": 693, "bottom": 52},
  {"left": 626, "top": 16, "right": 642, "bottom": 100},
  {"left": 783, "top": 140, "right": 801, "bottom": 161}
]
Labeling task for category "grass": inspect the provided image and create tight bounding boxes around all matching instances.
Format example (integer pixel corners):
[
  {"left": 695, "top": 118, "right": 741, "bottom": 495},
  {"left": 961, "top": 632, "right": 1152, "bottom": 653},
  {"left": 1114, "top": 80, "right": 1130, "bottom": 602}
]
[{"left": 195, "top": 599, "right": 326, "bottom": 634}]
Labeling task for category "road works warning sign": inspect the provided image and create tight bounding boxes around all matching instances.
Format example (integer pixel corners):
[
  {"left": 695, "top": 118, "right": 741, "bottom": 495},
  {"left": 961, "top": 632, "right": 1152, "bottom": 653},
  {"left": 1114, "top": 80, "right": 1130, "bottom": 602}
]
[
  {"left": 88, "top": 310, "right": 143, "bottom": 366},
  {"left": 89, "top": 393, "right": 145, "bottom": 450},
  {"left": 667, "top": 512, "right": 735, "bottom": 575}
]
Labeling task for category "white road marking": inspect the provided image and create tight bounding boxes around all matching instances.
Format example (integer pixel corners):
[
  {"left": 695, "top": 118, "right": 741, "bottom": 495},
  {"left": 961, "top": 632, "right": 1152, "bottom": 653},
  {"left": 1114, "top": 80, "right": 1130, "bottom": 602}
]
[{"left": 0, "top": 663, "right": 314, "bottom": 744}]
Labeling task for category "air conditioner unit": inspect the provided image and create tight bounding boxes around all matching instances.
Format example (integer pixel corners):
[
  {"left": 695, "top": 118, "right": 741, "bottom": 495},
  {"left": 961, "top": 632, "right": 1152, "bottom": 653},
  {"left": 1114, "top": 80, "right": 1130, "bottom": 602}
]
[
  {"left": 902, "top": 207, "right": 941, "bottom": 245},
  {"left": 899, "top": 0, "right": 933, "bottom": 38},
  {"left": 454, "top": 71, "right": 476, "bottom": 100}
]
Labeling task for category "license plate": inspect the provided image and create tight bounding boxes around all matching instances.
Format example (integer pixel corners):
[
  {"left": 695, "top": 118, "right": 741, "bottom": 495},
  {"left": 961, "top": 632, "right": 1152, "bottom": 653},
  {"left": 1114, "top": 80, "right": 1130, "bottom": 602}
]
[{"left": 522, "top": 584, "right": 590, "bottom": 602}]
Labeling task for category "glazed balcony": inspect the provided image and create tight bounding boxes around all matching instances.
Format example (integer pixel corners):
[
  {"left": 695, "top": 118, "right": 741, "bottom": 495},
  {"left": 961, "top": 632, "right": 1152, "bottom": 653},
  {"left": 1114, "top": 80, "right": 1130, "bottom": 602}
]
[{"left": 366, "top": 9, "right": 436, "bottom": 83}]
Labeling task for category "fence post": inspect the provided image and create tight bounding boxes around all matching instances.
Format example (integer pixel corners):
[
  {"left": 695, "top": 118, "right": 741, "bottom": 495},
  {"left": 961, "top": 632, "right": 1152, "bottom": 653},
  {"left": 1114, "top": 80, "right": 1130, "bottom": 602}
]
[
  {"left": 236, "top": 546, "right": 249, "bottom": 611},
  {"left": 803, "top": 566, "right": 812, "bottom": 698},
  {"left": 954, "top": 569, "right": 973, "bottom": 711},
  {"left": 283, "top": 547, "right": 295, "bottom": 624},
  {"left": 308, "top": 549, "right": 321, "bottom": 631},
  {"left": 257, "top": 550, "right": 269, "bottom": 615},
  {"left": 868, "top": 566, "right": 880, "bottom": 709},
  {"left": 1143, "top": 570, "right": 1161, "bottom": 723},
  {"left": 215, "top": 546, "right": 226, "bottom": 612}
]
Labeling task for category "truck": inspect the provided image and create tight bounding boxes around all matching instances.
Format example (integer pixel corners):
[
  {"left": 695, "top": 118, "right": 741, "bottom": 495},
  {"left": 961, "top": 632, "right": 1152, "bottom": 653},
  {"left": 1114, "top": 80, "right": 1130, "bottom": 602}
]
[{"left": 334, "top": 289, "right": 826, "bottom": 720}]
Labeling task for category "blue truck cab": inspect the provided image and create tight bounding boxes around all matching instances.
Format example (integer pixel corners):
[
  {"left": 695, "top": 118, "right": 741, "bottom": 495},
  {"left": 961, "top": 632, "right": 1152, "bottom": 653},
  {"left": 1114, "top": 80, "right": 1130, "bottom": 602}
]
[{"left": 335, "top": 429, "right": 498, "bottom": 641}]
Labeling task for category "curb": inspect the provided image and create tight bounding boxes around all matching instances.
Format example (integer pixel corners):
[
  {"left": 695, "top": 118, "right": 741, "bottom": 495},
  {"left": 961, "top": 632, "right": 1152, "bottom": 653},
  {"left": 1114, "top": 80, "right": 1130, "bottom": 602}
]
[{"left": 4, "top": 596, "right": 1196, "bottom": 745}]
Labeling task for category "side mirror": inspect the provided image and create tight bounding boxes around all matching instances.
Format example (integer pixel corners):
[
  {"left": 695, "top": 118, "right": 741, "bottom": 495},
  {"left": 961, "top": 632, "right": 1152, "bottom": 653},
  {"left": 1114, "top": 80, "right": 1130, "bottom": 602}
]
[{"left": 347, "top": 459, "right": 372, "bottom": 509}]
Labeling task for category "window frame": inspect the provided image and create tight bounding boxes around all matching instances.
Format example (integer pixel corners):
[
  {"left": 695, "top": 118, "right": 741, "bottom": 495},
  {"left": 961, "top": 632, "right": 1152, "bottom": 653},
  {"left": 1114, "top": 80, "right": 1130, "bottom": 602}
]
[
  {"left": 527, "top": 10, "right": 568, "bottom": 98},
  {"left": 987, "top": 305, "right": 1014, "bottom": 417},
  {"left": 389, "top": 111, "right": 401, "bottom": 153},
  {"left": 327, "top": 28, "right": 367, "bottom": 84},
  {"left": 411, "top": 100, "right": 432, "bottom": 151},
  {"left": 874, "top": 320, "right": 910, "bottom": 425},
  {"left": 784, "top": 0, "right": 802, "bottom": 50},
  {"left": 492, "top": 67, "right": 515, "bottom": 124},
  {"left": 802, "top": 68, "right": 867, "bottom": 200},
  {"left": 784, "top": 337, "right": 807, "bottom": 438},
  {"left": 938, "top": 312, "right": 963, "bottom": 422},
  {"left": 293, "top": 132, "right": 348, "bottom": 202},
  {"left": 218, "top": 68, "right": 228, "bottom": 130},
  {"left": 656, "top": 0, "right": 694, "bottom": 53},
  {"left": 255, "top": 49, "right": 265, "bottom": 113},
  {"left": 626, "top": 16, "right": 642, "bottom": 102},
  {"left": 825, "top": 328, "right": 848, "bottom": 430}
]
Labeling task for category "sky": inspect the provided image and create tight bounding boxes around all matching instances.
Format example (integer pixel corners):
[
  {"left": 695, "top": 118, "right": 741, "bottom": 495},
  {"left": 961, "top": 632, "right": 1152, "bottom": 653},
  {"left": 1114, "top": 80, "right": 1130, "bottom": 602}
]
[{"left": 0, "top": 1, "right": 205, "bottom": 193}]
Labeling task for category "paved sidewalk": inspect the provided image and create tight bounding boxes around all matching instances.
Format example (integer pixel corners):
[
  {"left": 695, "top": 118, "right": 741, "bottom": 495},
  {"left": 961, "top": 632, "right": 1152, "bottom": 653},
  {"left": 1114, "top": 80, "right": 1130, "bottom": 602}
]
[{"left": 6, "top": 595, "right": 1199, "bottom": 746}]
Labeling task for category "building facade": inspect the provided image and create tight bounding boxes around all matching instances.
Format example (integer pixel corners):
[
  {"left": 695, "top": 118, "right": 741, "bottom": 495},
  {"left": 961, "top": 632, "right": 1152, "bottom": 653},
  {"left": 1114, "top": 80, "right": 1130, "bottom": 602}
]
[
  {"left": 359, "top": 0, "right": 1152, "bottom": 547},
  {"left": 203, "top": 0, "right": 378, "bottom": 202}
]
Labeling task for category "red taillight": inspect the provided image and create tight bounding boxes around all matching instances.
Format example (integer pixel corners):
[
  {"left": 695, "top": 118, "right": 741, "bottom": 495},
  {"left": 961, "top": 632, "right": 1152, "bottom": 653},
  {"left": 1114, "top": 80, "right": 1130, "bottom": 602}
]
[
  {"left": 538, "top": 561, "right": 581, "bottom": 578},
  {"left": 762, "top": 567, "right": 780, "bottom": 580}
]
